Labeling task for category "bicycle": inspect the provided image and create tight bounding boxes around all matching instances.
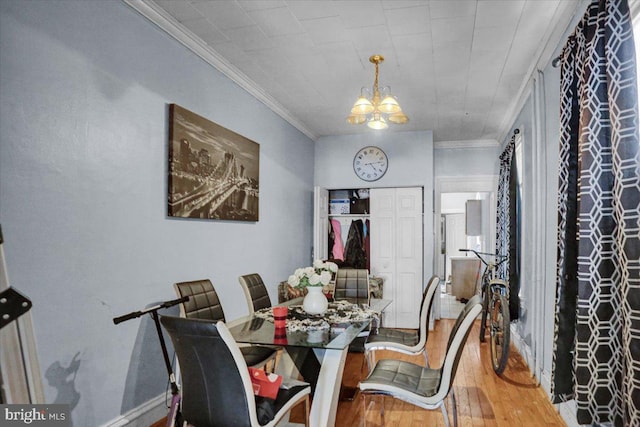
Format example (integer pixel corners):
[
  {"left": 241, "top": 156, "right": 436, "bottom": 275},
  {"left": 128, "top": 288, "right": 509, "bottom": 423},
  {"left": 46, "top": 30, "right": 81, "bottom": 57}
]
[
  {"left": 459, "top": 249, "right": 510, "bottom": 375},
  {"left": 113, "top": 296, "right": 188, "bottom": 427}
]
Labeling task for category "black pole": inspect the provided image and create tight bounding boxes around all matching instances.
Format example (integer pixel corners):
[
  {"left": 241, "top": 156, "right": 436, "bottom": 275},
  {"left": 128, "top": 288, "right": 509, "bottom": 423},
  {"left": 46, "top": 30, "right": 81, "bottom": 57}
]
[
  {"left": 150, "top": 311, "right": 179, "bottom": 395},
  {"left": 112, "top": 296, "right": 188, "bottom": 397}
]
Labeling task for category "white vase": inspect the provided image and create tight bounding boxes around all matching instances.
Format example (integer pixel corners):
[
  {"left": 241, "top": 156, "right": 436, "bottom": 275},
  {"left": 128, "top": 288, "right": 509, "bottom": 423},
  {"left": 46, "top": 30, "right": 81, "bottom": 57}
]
[{"left": 303, "top": 286, "right": 328, "bottom": 315}]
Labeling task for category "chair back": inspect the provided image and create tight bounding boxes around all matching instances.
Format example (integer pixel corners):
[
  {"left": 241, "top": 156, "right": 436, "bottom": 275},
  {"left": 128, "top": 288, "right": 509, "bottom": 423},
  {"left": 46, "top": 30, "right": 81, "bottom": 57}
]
[
  {"left": 436, "top": 295, "right": 483, "bottom": 401},
  {"left": 174, "top": 279, "right": 226, "bottom": 322},
  {"left": 334, "top": 268, "right": 369, "bottom": 304},
  {"left": 160, "top": 316, "right": 257, "bottom": 427},
  {"left": 417, "top": 275, "right": 441, "bottom": 345},
  {"left": 238, "top": 274, "right": 272, "bottom": 315}
]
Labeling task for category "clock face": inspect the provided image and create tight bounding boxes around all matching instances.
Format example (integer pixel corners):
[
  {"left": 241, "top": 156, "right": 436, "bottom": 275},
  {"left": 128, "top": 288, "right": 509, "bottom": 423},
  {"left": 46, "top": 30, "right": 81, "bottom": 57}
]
[{"left": 353, "top": 146, "right": 388, "bottom": 182}]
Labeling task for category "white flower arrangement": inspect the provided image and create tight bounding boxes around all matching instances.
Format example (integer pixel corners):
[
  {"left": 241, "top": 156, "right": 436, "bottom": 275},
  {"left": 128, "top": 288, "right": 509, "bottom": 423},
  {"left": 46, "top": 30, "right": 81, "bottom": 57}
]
[{"left": 287, "top": 260, "right": 338, "bottom": 289}]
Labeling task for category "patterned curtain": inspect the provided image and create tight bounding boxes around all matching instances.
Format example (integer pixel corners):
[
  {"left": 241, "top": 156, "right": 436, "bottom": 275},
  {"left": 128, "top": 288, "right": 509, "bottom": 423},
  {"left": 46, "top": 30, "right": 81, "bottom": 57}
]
[
  {"left": 551, "top": 0, "right": 640, "bottom": 425},
  {"left": 496, "top": 132, "right": 520, "bottom": 321}
]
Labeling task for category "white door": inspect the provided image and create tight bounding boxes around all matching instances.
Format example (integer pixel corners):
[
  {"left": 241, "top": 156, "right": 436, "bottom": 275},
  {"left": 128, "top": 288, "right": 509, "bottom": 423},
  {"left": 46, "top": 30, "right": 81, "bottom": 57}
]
[
  {"left": 370, "top": 188, "right": 396, "bottom": 324},
  {"left": 313, "top": 187, "right": 329, "bottom": 262},
  {"left": 370, "top": 187, "right": 423, "bottom": 328},
  {"left": 445, "top": 213, "right": 466, "bottom": 279}
]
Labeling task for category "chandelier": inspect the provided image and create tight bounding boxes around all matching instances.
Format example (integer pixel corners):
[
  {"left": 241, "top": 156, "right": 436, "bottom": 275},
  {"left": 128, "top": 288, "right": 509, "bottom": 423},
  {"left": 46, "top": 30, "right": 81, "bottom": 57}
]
[{"left": 347, "top": 54, "right": 408, "bottom": 130}]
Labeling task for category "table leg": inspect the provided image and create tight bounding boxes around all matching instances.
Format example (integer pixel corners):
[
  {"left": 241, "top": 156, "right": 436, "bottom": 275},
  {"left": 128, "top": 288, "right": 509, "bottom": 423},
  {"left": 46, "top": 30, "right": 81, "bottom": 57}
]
[{"left": 308, "top": 347, "right": 348, "bottom": 427}]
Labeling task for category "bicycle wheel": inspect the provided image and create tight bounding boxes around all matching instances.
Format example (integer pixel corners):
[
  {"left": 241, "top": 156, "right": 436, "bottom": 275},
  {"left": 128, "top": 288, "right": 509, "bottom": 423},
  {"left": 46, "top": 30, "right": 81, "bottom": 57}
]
[
  {"left": 479, "top": 284, "right": 490, "bottom": 342},
  {"left": 490, "top": 293, "right": 510, "bottom": 374}
]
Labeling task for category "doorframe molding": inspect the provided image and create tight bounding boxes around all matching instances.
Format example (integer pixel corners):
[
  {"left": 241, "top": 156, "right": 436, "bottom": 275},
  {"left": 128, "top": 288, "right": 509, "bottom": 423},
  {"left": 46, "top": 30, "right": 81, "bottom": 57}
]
[{"left": 434, "top": 175, "right": 498, "bottom": 319}]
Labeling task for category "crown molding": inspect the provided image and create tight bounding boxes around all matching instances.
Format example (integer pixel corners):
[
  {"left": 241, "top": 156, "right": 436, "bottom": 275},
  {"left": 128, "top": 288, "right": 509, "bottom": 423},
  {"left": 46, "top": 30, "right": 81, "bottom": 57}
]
[
  {"left": 122, "top": 0, "right": 318, "bottom": 141},
  {"left": 434, "top": 139, "right": 499, "bottom": 149}
]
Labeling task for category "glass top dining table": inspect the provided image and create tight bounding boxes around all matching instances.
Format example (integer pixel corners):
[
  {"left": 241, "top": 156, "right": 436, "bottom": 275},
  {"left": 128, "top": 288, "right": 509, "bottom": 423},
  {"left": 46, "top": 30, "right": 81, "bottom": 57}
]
[
  {"left": 228, "top": 298, "right": 390, "bottom": 350},
  {"left": 227, "top": 298, "right": 391, "bottom": 427}
]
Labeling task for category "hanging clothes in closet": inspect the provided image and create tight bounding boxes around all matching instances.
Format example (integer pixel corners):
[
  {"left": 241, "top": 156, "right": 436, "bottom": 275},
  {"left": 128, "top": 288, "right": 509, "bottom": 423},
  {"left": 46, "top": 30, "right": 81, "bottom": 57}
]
[
  {"left": 364, "top": 219, "right": 370, "bottom": 271},
  {"left": 329, "top": 218, "right": 344, "bottom": 261},
  {"left": 344, "top": 219, "right": 367, "bottom": 269}
]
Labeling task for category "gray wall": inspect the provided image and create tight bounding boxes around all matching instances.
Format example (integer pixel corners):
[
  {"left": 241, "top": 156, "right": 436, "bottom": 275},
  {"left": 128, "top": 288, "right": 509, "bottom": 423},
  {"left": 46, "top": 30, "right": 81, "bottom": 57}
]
[
  {"left": 0, "top": 1, "right": 314, "bottom": 425},
  {"left": 314, "top": 131, "right": 434, "bottom": 285},
  {"left": 502, "top": 40, "right": 564, "bottom": 397},
  {"left": 434, "top": 144, "right": 500, "bottom": 177}
]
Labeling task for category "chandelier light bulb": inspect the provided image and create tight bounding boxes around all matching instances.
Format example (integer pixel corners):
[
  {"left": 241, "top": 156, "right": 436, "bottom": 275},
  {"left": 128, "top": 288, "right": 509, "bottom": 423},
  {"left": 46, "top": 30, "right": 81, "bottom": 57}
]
[
  {"left": 347, "top": 114, "right": 366, "bottom": 125},
  {"left": 388, "top": 111, "right": 409, "bottom": 124},
  {"left": 351, "top": 96, "right": 374, "bottom": 115},
  {"left": 379, "top": 95, "right": 401, "bottom": 114},
  {"left": 367, "top": 113, "right": 388, "bottom": 130}
]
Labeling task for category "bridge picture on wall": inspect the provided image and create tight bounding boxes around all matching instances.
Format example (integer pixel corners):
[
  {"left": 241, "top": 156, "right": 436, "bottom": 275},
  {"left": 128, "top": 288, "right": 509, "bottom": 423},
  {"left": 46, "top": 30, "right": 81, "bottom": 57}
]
[{"left": 168, "top": 103, "right": 260, "bottom": 221}]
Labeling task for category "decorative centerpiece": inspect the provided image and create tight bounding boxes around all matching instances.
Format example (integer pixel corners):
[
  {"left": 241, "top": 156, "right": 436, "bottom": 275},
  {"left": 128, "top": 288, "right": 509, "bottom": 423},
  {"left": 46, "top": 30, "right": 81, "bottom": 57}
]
[{"left": 287, "top": 260, "right": 338, "bottom": 315}]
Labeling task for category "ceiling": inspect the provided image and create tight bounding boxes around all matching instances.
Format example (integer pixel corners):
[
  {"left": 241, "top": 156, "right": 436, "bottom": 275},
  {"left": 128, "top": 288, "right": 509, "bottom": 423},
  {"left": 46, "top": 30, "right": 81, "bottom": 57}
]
[{"left": 126, "top": 0, "right": 579, "bottom": 143}]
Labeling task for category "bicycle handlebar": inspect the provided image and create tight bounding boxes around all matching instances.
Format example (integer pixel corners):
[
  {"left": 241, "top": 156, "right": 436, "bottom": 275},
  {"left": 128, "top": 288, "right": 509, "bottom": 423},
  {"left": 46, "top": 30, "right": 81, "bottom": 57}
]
[
  {"left": 459, "top": 248, "right": 507, "bottom": 267},
  {"left": 112, "top": 296, "right": 189, "bottom": 325}
]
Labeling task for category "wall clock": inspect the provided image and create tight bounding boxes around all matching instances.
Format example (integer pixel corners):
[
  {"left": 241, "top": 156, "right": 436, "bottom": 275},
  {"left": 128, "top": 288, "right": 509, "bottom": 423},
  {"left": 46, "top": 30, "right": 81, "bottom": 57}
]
[{"left": 353, "top": 146, "right": 388, "bottom": 181}]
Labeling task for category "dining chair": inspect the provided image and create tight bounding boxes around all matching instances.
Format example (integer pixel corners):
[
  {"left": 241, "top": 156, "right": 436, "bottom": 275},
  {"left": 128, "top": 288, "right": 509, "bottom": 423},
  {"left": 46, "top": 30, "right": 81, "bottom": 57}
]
[
  {"left": 364, "top": 275, "right": 440, "bottom": 369},
  {"left": 238, "top": 273, "right": 272, "bottom": 315},
  {"left": 174, "top": 279, "right": 277, "bottom": 369},
  {"left": 333, "top": 268, "right": 370, "bottom": 305},
  {"left": 160, "top": 315, "right": 310, "bottom": 427},
  {"left": 359, "top": 295, "right": 483, "bottom": 427}
]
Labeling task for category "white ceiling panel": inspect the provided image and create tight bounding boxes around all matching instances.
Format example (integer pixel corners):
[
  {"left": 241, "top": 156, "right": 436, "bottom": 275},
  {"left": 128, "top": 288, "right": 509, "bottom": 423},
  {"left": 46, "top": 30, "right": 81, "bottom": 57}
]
[
  {"left": 334, "top": 0, "right": 387, "bottom": 28},
  {"left": 475, "top": 1, "right": 524, "bottom": 29},
  {"left": 130, "top": 0, "right": 580, "bottom": 142},
  {"left": 237, "top": 1, "right": 287, "bottom": 11},
  {"left": 429, "top": 0, "right": 477, "bottom": 20},
  {"left": 191, "top": 1, "right": 254, "bottom": 30},
  {"left": 300, "top": 16, "right": 349, "bottom": 45},
  {"left": 247, "top": 6, "right": 305, "bottom": 37},
  {"left": 385, "top": 5, "right": 431, "bottom": 36},
  {"left": 430, "top": 16, "right": 475, "bottom": 47},
  {"left": 286, "top": 0, "right": 339, "bottom": 20}
]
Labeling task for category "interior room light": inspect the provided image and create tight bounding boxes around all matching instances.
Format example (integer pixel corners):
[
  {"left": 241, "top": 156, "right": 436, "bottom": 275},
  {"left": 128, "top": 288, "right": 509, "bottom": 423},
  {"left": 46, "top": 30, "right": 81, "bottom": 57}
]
[{"left": 347, "top": 55, "right": 408, "bottom": 130}]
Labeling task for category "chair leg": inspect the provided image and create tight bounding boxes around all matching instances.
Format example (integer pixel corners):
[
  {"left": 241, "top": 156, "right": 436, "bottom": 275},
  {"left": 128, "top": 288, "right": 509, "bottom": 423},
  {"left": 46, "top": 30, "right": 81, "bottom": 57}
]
[
  {"left": 304, "top": 394, "right": 310, "bottom": 427},
  {"left": 362, "top": 393, "right": 386, "bottom": 427},
  {"left": 440, "top": 402, "right": 450, "bottom": 427},
  {"left": 451, "top": 389, "right": 458, "bottom": 427},
  {"left": 361, "top": 392, "right": 367, "bottom": 427},
  {"left": 365, "top": 349, "right": 374, "bottom": 372}
]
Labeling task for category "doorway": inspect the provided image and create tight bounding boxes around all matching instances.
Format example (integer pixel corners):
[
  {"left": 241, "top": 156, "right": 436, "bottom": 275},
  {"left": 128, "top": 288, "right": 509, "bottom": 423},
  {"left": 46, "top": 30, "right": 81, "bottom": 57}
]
[{"left": 434, "top": 176, "right": 497, "bottom": 319}]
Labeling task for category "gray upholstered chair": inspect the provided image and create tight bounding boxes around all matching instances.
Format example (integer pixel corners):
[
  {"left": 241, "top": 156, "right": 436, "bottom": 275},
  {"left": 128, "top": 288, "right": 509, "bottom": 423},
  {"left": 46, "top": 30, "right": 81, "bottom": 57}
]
[
  {"left": 364, "top": 276, "right": 440, "bottom": 369},
  {"left": 334, "top": 268, "right": 370, "bottom": 305},
  {"left": 174, "top": 279, "right": 277, "bottom": 369},
  {"left": 160, "top": 315, "right": 310, "bottom": 427},
  {"left": 359, "top": 295, "right": 483, "bottom": 427},
  {"left": 238, "top": 273, "right": 272, "bottom": 315}
]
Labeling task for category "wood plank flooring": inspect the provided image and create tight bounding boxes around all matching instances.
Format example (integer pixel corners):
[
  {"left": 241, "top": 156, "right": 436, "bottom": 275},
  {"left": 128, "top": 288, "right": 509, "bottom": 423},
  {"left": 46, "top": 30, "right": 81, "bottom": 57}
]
[
  {"left": 152, "top": 318, "right": 566, "bottom": 426},
  {"left": 335, "top": 319, "right": 566, "bottom": 427}
]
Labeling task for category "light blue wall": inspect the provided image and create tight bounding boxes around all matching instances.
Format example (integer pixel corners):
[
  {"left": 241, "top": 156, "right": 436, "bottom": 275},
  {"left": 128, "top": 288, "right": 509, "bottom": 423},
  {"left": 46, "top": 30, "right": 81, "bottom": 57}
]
[
  {"left": 542, "top": 59, "right": 561, "bottom": 380},
  {"left": 314, "top": 130, "right": 434, "bottom": 288},
  {"left": 506, "top": 93, "right": 536, "bottom": 353},
  {"left": 0, "top": 1, "right": 314, "bottom": 425},
  {"left": 434, "top": 145, "right": 500, "bottom": 177},
  {"left": 502, "top": 44, "right": 563, "bottom": 397}
]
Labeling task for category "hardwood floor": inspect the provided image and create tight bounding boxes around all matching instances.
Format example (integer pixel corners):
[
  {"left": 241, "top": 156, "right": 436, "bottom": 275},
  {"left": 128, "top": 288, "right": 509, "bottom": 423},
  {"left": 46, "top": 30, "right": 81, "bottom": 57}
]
[
  {"left": 152, "top": 318, "right": 566, "bottom": 426},
  {"left": 335, "top": 318, "right": 566, "bottom": 427}
]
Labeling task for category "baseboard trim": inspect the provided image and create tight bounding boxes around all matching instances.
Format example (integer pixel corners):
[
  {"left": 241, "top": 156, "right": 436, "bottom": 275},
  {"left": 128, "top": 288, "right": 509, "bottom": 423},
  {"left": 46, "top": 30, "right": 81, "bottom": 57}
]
[
  {"left": 510, "top": 331, "right": 584, "bottom": 427},
  {"left": 510, "top": 325, "right": 535, "bottom": 376},
  {"left": 101, "top": 394, "right": 167, "bottom": 427},
  {"left": 557, "top": 400, "right": 581, "bottom": 427}
]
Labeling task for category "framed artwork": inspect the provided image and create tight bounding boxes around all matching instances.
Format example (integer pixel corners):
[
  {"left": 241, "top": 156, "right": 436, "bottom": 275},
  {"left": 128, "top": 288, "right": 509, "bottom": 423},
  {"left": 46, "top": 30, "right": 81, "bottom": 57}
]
[{"left": 168, "top": 104, "right": 259, "bottom": 221}]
